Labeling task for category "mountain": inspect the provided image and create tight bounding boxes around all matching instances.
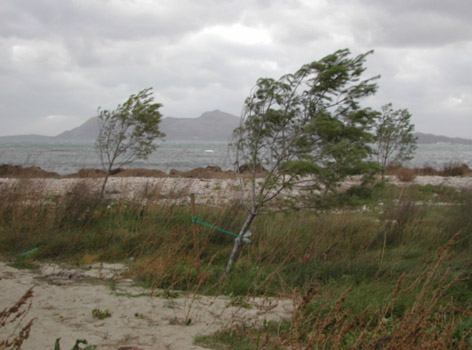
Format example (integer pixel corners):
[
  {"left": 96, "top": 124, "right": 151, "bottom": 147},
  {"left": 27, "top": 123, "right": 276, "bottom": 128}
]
[
  {"left": 55, "top": 117, "right": 99, "bottom": 140},
  {"left": 2, "top": 114, "right": 470, "bottom": 144},
  {"left": 414, "top": 132, "right": 472, "bottom": 145},
  {"left": 0, "top": 110, "right": 241, "bottom": 142},
  {"left": 161, "top": 110, "right": 240, "bottom": 141}
]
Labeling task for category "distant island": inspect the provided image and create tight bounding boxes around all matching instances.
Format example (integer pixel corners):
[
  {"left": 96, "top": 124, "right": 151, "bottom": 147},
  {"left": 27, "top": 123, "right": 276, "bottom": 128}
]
[
  {"left": 0, "top": 110, "right": 241, "bottom": 143},
  {"left": 0, "top": 111, "right": 471, "bottom": 145},
  {"left": 414, "top": 132, "right": 472, "bottom": 145}
]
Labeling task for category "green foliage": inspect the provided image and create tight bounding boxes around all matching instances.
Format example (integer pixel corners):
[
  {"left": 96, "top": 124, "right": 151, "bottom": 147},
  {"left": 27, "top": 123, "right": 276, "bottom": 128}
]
[
  {"left": 232, "top": 49, "right": 380, "bottom": 211},
  {"left": 95, "top": 88, "right": 165, "bottom": 197},
  {"left": 375, "top": 103, "right": 417, "bottom": 176},
  {"left": 91, "top": 308, "right": 111, "bottom": 320},
  {"left": 8, "top": 256, "right": 39, "bottom": 271},
  {"left": 226, "top": 48, "right": 381, "bottom": 275},
  {"left": 228, "top": 295, "right": 253, "bottom": 309}
]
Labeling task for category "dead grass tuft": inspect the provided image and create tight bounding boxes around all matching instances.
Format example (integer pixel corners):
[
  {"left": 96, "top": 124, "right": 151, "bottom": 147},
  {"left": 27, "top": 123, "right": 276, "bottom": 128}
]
[{"left": 0, "top": 287, "right": 35, "bottom": 350}]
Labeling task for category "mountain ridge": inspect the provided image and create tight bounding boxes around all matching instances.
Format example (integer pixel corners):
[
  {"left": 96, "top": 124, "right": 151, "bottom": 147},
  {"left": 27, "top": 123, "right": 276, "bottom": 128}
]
[
  {"left": 0, "top": 110, "right": 241, "bottom": 142},
  {"left": 1, "top": 112, "right": 471, "bottom": 144},
  {"left": 414, "top": 132, "right": 472, "bottom": 145}
]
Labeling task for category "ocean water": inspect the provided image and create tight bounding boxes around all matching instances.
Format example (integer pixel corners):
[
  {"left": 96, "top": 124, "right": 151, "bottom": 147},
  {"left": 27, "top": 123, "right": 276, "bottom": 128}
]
[
  {"left": 0, "top": 141, "right": 471, "bottom": 176},
  {"left": 0, "top": 141, "right": 233, "bottom": 175}
]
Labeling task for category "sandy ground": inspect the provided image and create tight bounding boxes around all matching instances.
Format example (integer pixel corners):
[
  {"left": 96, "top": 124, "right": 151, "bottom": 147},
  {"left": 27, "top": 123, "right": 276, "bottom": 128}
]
[{"left": 0, "top": 261, "right": 293, "bottom": 350}]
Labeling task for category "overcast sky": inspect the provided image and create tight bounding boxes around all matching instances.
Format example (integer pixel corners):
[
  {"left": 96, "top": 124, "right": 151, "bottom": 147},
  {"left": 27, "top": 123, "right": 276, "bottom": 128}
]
[{"left": 0, "top": 0, "right": 471, "bottom": 138}]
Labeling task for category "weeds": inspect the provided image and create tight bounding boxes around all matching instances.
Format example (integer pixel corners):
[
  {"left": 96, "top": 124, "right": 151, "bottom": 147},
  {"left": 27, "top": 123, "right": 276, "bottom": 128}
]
[
  {"left": 1, "top": 178, "right": 471, "bottom": 348},
  {"left": 386, "top": 163, "right": 471, "bottom": 177},
  {"left": 0, "top": 288, "right": 35, "bottom": 350},
  {"left": 441, "top": 162, "right": 471, "bottom": 177},
  {"left": 209, "top": 234, "right": 472, "bottom": 349},
  {"left": 91, "top": 308, "right": 111, "bottom": 320}
]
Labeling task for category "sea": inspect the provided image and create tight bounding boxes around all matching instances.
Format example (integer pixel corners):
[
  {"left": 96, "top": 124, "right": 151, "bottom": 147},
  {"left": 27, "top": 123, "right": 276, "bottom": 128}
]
[{"left": 0, "top": 141, "right": 471, "bottom": 176}]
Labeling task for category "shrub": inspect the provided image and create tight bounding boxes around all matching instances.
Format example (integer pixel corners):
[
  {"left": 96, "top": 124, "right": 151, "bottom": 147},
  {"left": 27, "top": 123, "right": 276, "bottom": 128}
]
[
  {"left": 395, "top": 167, "right": 417, "bottom": 182},
  {"left": 441, "top": 163, "right": 471, "bottom": 177}
]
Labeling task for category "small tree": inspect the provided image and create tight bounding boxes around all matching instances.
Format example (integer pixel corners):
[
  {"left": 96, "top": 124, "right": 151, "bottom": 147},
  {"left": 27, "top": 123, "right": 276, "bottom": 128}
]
[
  {"left": 375, "top": 103, "right": 417, "bottom": 178},
  {"left": 226, "top": 49, "right": 380, "bottom": 275},
  {"left": 95, "top": 88, "right": 165, "bottom": 198}
]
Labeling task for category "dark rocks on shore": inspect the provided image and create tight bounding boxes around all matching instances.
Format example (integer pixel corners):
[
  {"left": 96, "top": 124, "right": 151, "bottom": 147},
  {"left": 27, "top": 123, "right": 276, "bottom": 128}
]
[
  {"left": 237, "top": 163, "right": 267, "bottom": 174},
  {"left": 62, "top": 168, "right": 168, "bottom": 178},
  {"left": 64, "top": 168, "right": 106, "bottom": 178},
  {"left": 169, "top": 166, "right": 235, "bottom": 179},
  {"left": 0, "top": 164, "right": 232, "bottom": 179},
  {"left": 0, "top": 164, "right": 59, "bottom": 178}
]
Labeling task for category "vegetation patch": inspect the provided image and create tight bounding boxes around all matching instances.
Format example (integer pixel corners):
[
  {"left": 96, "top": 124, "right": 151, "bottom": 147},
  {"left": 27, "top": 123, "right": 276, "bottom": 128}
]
[{"left": 0, "top": 178, "right": 471, "bottom": 348}]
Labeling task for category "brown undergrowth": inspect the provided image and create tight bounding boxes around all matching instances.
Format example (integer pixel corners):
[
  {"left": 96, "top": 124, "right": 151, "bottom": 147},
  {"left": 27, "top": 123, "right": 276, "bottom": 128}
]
[{"left": 387, "top": 163, "right": 471, "bottom": 182}]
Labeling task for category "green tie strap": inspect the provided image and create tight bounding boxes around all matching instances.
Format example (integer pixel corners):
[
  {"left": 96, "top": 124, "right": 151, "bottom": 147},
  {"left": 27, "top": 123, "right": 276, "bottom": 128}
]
[
  {"left": 192, "top": 217, "right": 239, "bottom": 238},
  {"left": 191, "top": 217, "right": 252, "bottom": 243}
]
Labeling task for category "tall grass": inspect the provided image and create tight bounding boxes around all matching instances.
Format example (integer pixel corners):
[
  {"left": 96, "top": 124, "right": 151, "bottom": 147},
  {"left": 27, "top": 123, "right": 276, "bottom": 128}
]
[
  {"left": 208, "top": 233, "right": 472, "bottom": 349},
  {"left": 1, "top": 178, "right": 471, "bottom": 348}
]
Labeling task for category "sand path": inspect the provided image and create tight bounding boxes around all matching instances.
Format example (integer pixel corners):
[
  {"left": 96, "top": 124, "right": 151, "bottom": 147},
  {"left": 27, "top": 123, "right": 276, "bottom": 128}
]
[{"left": 0, "top": 262, "right": 292, "bottom": 350}]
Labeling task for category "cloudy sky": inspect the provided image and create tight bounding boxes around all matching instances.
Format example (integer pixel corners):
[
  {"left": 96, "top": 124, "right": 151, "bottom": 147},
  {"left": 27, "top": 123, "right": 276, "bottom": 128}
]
[{"left": 0, "top": 0, "right": 471, "bottom": 138}]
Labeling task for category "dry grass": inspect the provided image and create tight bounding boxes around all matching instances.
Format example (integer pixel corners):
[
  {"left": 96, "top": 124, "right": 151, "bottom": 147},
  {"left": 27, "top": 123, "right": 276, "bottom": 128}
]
[
  {"left": 1, "top": 176, "right": 472, "bottom": 349},
  {"left": 207, "top": 233, "right": 472, "bottom": 349},
  {"left": 0, "top": 288, "right": 35, "bottom": 350},
  {"left": 386, "top": 163, "right": 472, "bottom": 179},
  {"left": 289, "top": 233, "right": 471, "bottom": 349}
]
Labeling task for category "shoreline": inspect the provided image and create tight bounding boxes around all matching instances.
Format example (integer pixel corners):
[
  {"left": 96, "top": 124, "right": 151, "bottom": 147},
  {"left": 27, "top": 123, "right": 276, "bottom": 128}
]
[
  {"left": 1, "top": 175, "right": 471, "bottom": 207},
  {"left": 1, "top": 162, "right": 471, "bottom": 180},
  {"left": 1, "top": 163, "right": 471, "bottom": 206},
  {"left": 0, "top": 164, "right": 236, "bottom": 179}
]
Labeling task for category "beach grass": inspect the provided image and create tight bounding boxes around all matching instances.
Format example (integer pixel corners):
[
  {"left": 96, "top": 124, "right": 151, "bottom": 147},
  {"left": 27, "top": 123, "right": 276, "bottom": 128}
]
[{"left": 0, "top": 178, "right": 471, "bottom": 348}]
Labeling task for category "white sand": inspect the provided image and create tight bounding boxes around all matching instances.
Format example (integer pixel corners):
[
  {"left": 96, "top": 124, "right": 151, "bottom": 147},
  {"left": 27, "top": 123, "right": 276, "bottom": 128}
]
[
  {"left": 0, "top": 175, "right": 471, "bottom": 207},
  {"left": 0, "top": 262, "right": 292, "bottom": 350},
  {"left": 0, "top": 177, "right": 241, "bottom": 205}
]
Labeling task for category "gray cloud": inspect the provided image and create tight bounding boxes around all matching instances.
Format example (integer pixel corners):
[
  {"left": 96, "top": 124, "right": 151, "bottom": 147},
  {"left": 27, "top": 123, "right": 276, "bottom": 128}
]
[
  {"left": 0, "top": 0, "right": 471, "bottom": 138},
  {"left": 341, "top": 0, "right": 472, "bottom": 48}
]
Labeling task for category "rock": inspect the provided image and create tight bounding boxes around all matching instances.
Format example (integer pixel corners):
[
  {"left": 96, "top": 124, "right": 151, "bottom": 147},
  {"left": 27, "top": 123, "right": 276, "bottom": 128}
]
[{"left": 0, "top": 164, "right": 59, "bottom": 178}]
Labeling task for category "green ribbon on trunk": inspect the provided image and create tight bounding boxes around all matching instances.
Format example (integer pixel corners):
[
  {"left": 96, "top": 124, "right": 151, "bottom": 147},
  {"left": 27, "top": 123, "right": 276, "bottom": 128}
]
[{"left": 192, "top": 217, "right": 239, "bottom": 238}]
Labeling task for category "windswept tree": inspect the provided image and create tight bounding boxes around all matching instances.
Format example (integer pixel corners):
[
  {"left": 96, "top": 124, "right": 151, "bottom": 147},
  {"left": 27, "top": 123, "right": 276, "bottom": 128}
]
[
  {"left": 375, "top": 103, "right": 417, "bottom": 178},
  {"left": 95, "top": 88, "right": 165, "bottom": 198},
  {"left": 226, "top": 49, "right": 380, "bottom": 275}
]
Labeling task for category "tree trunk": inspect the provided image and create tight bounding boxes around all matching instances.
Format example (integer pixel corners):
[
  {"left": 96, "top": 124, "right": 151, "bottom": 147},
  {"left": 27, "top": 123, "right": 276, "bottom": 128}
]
[
  {"left": 224, "top": 211, "right": 256, "bottom": 277},
  {"left": 99, "top": 171, "right": 111, "bottom": 199}
]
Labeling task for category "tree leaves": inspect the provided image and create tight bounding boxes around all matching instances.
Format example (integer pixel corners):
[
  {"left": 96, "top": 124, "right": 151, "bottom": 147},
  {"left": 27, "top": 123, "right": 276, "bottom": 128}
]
[
  {"left": 231, "top": 48, "right": 381, "bottom": 214},
  {"left": 95, "top": 88, "right": 165, "bottom": 197},
  {"left": 374, "top": 103, "right": 417, "bottom": 177}
]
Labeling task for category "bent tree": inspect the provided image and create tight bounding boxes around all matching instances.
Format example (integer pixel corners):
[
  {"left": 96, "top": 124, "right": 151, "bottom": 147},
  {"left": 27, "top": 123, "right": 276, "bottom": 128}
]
[
  {"left": 95, "top": 88, "right": 165, "bottom": 198},
  {"left": 225, "top": 49, "right": 380, "bottom": 276},
  {"left": 375, "top": 103, "right": 417, "bottom": 178}
]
